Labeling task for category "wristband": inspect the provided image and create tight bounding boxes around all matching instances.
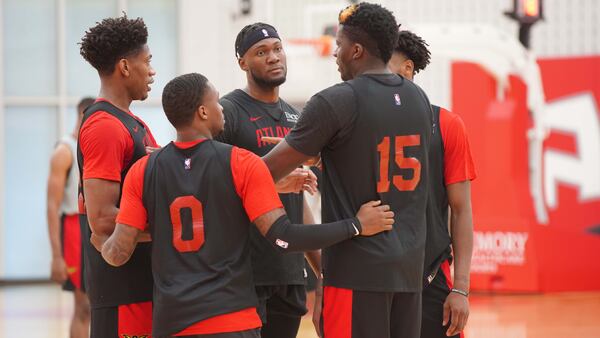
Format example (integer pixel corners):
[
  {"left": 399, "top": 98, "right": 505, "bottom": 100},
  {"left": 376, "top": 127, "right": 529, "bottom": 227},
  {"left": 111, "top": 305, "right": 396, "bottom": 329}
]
[{"left": 451, "top": 288, "right": 469, "bottom": 297}]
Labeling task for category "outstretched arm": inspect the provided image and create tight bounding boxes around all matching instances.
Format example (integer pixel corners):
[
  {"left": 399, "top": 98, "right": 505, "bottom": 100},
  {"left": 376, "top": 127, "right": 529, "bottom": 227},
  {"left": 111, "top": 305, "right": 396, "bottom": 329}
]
[
  {"left": 263, "top": 139, "right": 313, "bottom": 183},
  {"left": 253, "top": 200, "right": 394, "bottom": 254}
]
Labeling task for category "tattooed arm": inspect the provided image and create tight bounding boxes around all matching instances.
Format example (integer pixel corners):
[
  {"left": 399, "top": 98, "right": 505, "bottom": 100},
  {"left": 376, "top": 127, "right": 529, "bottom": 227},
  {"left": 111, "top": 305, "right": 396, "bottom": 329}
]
[{"left": 93, "top": 223, "right": 142, "bottom": 267}]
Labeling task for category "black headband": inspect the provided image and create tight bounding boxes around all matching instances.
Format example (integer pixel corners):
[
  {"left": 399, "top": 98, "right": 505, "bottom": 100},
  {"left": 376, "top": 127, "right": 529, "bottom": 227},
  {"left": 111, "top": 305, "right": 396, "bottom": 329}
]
[{"left": 236, "top": 26, "right": 280, "bottom": 58}]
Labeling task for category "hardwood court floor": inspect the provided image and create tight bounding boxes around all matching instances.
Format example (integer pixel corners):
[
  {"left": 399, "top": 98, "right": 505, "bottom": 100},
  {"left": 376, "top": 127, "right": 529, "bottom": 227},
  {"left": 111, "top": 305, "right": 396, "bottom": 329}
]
[{"left": 1, "top": 284, "right": 599, "bottom": 338}]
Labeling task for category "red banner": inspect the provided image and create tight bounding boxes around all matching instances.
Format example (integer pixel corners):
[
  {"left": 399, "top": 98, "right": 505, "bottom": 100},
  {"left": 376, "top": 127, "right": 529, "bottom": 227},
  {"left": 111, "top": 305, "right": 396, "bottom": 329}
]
[{"left": 452, "top": 56, "right": 600, "bottom": 292}]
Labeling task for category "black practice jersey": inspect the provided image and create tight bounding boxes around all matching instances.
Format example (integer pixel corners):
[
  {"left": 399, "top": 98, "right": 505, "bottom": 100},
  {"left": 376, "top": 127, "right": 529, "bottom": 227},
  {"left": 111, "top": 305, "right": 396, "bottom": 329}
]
[
  {"left": 77, "top": 101, "right": 153, "bottom": 308},
  {"left": 286, "top": 74, "right": 433, "bottom": 292},
  {"left": 424, "top": 105, "right": 452, "bottom": 284},
  {"left": 215, "top": 89, "right": 305, "bottom": 285},
  {"left": 143, "top": 141, "right": 258, "bottom": 337}
]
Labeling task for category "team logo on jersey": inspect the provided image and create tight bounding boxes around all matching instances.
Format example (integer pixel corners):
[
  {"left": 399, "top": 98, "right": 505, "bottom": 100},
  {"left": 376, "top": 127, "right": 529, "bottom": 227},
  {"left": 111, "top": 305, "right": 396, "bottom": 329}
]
[
  {"left": 394, "top": 93, "right": 402, "bottom": 106},
  {"left": 184, "top": 158, "right": 191, "bottom": 170},
  {"left": 275, "top": 238, "right": 289, "bottom": 249},
  {"left": 262, "top": 29, "right": 269, "bottom": 37},
  {"left": 284, "top": 111, "right": 299, "bottom": 123}
]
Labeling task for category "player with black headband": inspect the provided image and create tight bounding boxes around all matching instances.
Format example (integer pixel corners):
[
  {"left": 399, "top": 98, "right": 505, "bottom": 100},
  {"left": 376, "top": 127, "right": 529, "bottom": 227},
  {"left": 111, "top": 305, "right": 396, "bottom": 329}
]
[
  {"left": 389, "top": 29, "right": 476, "bottom": 338},
  {"left": 215, "top": 22, "right": 320, "bottom": 338},
  {"left": 263, "top": 3, "right": 434, "bottom": 338},
  {"left": 94, "top": 72, "right": 395, "bottom": 338}
]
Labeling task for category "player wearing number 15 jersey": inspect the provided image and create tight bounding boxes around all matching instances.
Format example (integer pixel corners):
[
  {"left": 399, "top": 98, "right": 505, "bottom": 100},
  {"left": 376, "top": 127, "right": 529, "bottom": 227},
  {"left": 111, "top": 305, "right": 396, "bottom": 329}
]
[
  {"left": 264, "top": 3, "right": 434, "bottom": 338},
  {"left": 94, "top": 73, "right": 395, "bottom": 337}
]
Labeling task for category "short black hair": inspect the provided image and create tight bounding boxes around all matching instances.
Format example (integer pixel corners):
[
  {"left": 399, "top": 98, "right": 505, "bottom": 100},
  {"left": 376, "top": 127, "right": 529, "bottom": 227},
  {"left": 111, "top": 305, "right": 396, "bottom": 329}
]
[
  {"left": 162, "top": 73, "right": 210, "bottom": 129},
  {"left": 395, "top": 30, "right": 431, "bottom": 74},
  {"left": 77, "top": 97, "right": 95, "bottom": 114},
  {"left": 235, "top": 22, "right": 277, "bottom": 57},
  {"left": 338, "top": 2, "right": 398, "bottom": 63},
  {"left": 80, "top": 14, "right": 148, "bottom": 75}
]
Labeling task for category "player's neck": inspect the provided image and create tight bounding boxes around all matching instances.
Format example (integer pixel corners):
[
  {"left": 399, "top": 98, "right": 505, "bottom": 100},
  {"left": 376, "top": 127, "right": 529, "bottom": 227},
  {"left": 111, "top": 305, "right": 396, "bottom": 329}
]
[
  {"left": 354, "top": 60, "right": 391, "bottom": 78},
  {"left": 244, "top": 84, "right": 279, "bottom": 104},
  {"left": 99, "top": 80, "right": 133, "bottom": 112},
  {"left": 176, "top": 128, "right": 212, "bottom": 142}
]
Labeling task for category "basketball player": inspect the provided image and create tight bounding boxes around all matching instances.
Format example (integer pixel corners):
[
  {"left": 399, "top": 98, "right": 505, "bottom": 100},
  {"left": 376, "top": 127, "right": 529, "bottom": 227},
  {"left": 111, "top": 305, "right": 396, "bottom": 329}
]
[
  {"left": 389, "top": 29, "right": 476, "bottom": 338},
  {"left": 263, "top": 3, "right": 434, "bottom": 338},
  {"left": 47, "top": 97, "right": 94, "bottom": 338},
  {"left": 215, "top": 22, "right": 320, "bottom": 338},
  {"left": 94, "top": 72, "right": 395, "bottom": 337},
  {"left": 78, "top": 14, "right": 159, "bottom": 338}
]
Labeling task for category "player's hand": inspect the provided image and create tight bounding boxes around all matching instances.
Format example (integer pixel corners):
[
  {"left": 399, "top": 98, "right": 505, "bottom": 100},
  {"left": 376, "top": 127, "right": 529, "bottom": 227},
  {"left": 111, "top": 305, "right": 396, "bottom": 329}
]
[
  {"left": 355, "top": 200, "right": 394, "bottom": 236},
  {"left": 261, "top": 137, "right": 321, "bottom": 168},
  {"left": 312, "top": 278, "right": 324, "bottom": 337},
  {"left": 145, "top": 146, "right": 160, "bottom": 154},
  {"left": 50, "top": 257, "right": 68, "bottom": 284},
  {"left": 90, "top": 233, "right": 107, "bottom": 252},
  {"left": 443, "top": 291, "right": 470, "bottom": 336},
  {"left": 275, "top": 168, "right": 318, "bottom": 195}
]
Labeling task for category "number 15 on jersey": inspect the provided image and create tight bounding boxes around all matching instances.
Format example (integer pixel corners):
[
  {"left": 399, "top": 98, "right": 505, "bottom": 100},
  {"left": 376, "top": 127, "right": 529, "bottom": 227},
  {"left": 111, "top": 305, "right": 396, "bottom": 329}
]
[{"left": 377, "top": 135, "right": 422, "bottom": 193}]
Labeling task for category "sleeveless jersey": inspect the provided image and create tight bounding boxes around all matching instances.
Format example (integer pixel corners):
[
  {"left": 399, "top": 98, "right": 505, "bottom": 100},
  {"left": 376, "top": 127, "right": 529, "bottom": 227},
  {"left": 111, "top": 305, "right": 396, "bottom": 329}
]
[
  {"left": 143, "top": 141, "right": 257, "bottom": 337},
  {"left": 77, "top": 100, "right": 153, "bottom": 308}
]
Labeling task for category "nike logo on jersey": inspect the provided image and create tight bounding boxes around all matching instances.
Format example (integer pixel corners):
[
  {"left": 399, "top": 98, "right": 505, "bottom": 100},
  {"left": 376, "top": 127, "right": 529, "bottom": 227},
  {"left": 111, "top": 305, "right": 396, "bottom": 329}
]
[
  {"left": 133, "top": 125, "right": 139, "bottom": 132},
  {"left": 249, "top": 116, "right": 263, "bottom": 122}
]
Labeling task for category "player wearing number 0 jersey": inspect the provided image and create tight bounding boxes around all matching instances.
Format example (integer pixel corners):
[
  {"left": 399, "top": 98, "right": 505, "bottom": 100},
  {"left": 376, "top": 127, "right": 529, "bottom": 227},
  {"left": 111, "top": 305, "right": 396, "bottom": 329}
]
[
  {"left": 95, "top": 73, "right": 395, "bottom": 337},
  {"left": 389, "top": 30, "right": 477, "bottom": 338},
  {"left": 264, "top": 3, "right": 434, "bottom": 338}
]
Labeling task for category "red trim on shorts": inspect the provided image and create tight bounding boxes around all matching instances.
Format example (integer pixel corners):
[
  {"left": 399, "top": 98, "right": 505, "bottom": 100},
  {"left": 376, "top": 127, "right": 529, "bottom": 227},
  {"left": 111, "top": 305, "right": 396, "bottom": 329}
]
[
  {"left": 118, "top": 301, "right": 153, "bottom": 337},
  {"left": 323, "top": 286, "right": 352, "bottom": 338},
  {"left": 174, "top": 307, "right": 261, "bottom": 336},
  {"left": 440, "top": 259, "right": 453, "bottom": 290},
  {"left": 62, "top": 214, "right": 82, "bottom": 289}
]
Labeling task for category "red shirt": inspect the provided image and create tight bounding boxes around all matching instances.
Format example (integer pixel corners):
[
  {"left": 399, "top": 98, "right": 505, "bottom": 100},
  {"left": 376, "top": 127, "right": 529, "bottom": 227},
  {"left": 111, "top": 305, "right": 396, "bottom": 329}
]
[
  {"left": 439, "top": 107, "right": 477, "bottom": 185},
  {"left": 117, "top": 139, "right": 283, "bottom": 334},
  {"left": 79, "top": 98, "right": 158, "bottom": 182}
]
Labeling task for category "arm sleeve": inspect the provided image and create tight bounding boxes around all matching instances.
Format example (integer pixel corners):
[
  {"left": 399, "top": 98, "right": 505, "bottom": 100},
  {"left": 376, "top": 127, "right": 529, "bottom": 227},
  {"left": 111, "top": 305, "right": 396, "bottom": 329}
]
[
  {"left": 440, "top": 109, "right": 477, "bottom": 185},
  {"left": 115, "top": 156, "right": 149, "bottom": 231},
  {"left": 285, "top": 84, "right": 357, "bottom": 156},
  {"left": 265, "top": 214, "right": 360, "bottom": 253},
  {"left": 80, "top": 113, "right": 132, "bottom": 182},
  {"left": 214, "top": 98, "right": 238, "bottom": 144},
  {"left": 231, "top": 147, "right": 284, "bottom": 221}
]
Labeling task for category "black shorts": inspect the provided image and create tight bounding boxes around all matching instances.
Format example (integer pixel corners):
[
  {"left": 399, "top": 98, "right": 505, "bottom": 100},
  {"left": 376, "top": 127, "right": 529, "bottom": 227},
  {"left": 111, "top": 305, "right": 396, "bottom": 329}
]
[
  {"left": 90, "top": 301, "right": 152, "bottom": 338},
  {"left": 60, "top": 214, "right": 84, "bottom": 292},
  {"left": 255, "top": 284, "right": 307, "bottom": 323},
  {"left": 321, "top": 286, "right": 421, "bottom": 338},
  {"left": 173, "top": 329, "right": 260, "bottom": 338},
  {"left": 421, "top": 259, "right": 462, "bottom": 338}
]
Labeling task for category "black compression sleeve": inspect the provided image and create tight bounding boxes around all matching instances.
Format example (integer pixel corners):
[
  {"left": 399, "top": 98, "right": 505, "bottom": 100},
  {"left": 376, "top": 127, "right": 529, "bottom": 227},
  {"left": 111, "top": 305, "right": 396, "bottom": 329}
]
[{"left": 264, "top": 215, "right": 362, "bottom": 253}]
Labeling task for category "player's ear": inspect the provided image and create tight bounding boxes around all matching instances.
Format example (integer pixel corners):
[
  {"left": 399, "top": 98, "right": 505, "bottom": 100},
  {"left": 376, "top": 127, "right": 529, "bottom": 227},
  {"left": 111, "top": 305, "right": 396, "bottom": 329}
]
[
  {"left": 198, "top": 105, "right": 209, "bottom": 120},
  {"left": 403, "top": 59, "right": 414, "bottom": 77},
  {"left": 117, "top": 58, "right": 129, "bottom": 77},
  {"left": 238, "top": 57, "right": 248, "bottom": 71},
  {"left": 352, "top": 43, "right": 364, "bottom": 60}
]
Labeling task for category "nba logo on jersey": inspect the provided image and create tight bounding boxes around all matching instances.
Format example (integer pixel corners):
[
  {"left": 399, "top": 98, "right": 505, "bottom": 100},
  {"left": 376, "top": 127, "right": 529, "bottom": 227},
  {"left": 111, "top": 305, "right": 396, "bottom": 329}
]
[
  {"left": 394, "top": 93, "right": 402, "bottom": 106},
  {"left": 184, "top": 158, "right": 191, "bottom": 170},
  {"left": 275, "top": 238, "right": 289, "bottom": 249},
  {"left": 262, "top": 29, "right": 269, "bottom": 37}
]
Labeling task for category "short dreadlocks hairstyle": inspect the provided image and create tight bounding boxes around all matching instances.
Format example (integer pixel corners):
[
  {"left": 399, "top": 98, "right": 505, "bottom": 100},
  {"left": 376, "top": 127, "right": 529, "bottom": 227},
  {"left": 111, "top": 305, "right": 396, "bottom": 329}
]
[
  {"left": 338, "top": 2, "right": 399, "bottom": 63},
  {"left": 162, "top": 73, "right": 210, "bottom": 129},
  {"left": 234, "top": 22, "right": 277, "bottom": 57},
  {"left": 395, "top": 30, "right": 431, "bottom": 74},
  {"left": 80, "top": 14, "right": 148, "bottom": 75}
]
